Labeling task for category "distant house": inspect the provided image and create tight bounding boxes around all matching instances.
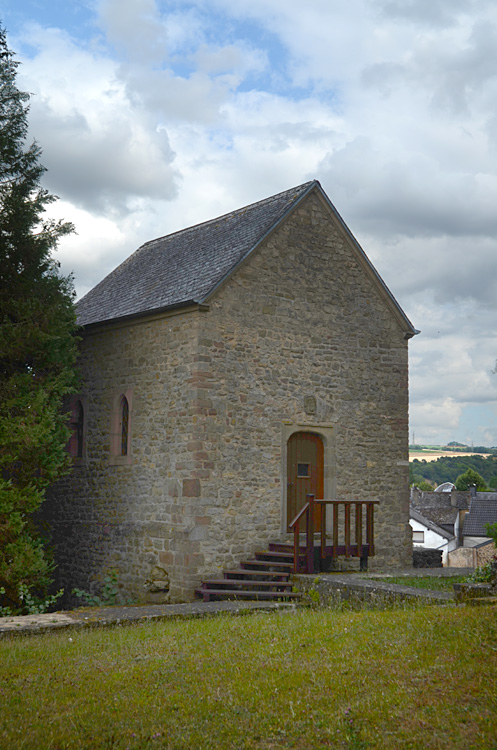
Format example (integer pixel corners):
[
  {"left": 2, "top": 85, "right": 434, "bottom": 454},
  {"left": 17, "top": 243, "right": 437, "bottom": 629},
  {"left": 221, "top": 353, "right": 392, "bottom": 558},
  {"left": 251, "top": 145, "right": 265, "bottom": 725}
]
[
  {"left": 463, "top": 492, "right": 497, "bottom": 547},
  {"left": 410, "top": 488, "right": 497, "bottom": 567},
  {"left": 410, "top": 487, "right": 468, "bottom": 542},
  {"left": 409, "top": 507, "right": 457, "bottom": 565},
  {"left": 44, "top": 181, "right": 416, "bottom": 602}
]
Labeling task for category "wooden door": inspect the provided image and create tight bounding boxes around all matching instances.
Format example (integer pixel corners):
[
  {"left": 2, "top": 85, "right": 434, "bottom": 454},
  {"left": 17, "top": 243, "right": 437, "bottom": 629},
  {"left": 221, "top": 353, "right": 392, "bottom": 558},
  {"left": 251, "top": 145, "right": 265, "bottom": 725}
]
[{"left": 287, "top": 432, "right": 324, "bottom": 531}]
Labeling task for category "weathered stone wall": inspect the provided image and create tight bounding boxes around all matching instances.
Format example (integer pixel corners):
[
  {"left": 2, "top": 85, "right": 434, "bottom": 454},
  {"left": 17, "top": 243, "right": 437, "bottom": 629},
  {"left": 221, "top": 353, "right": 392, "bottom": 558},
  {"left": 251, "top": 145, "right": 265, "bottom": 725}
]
[
  {"left": 44, "top": 308, "right": 205, "bottom": 603},
  {"left": 448, "top": 540, "right": 494, "bottom": 569},
  {"left": 45, "top": 189, "right": 412, "bottom": 603},
  {"left": 185, "top": 191, "right": 412, "bottom": 582}
]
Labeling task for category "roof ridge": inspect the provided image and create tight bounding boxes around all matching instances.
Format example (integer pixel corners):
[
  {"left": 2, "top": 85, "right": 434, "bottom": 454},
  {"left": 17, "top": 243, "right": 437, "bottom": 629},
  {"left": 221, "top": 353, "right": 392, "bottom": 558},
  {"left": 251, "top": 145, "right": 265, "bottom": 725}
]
[{"left": 140, "top": 181, "right": 316, "bottom": 250}]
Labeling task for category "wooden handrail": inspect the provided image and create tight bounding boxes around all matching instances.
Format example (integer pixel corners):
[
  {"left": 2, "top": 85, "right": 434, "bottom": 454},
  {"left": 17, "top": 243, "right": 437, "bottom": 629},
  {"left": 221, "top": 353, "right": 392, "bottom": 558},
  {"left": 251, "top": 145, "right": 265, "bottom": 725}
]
[
  {"left": 289, "top": 501, "right": 310, "bottom": 573},
  {"left": 288, "top": 503, "right": 310, "bottom": 529},
  {"left": 289, "top": 496, "right": 379, "bottom": 573}
]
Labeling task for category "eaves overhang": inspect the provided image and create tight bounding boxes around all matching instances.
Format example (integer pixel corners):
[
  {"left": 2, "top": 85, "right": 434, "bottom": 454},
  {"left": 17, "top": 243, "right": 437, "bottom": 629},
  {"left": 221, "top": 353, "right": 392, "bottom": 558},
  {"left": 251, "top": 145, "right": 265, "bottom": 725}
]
[{"left": 78, "top": 299, "right": 209, "bottom": 334}]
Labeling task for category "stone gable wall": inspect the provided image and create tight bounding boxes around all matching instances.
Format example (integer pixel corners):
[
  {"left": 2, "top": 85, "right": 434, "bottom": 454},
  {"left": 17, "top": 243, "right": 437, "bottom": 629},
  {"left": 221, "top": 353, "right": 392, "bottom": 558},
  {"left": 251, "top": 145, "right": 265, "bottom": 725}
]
[
  {"left": 45, "top": 190, "right": 412, "bottom": 603},
  {"left": 185, "top": 191, "right": 412, "bottom": 586}
]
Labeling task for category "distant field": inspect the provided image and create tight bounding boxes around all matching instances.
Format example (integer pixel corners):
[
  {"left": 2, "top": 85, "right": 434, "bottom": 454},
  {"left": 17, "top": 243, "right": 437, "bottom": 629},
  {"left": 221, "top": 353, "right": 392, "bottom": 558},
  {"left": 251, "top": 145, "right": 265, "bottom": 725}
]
[{"left": 409, "top": 451, "right": 490, "bottom": 463}]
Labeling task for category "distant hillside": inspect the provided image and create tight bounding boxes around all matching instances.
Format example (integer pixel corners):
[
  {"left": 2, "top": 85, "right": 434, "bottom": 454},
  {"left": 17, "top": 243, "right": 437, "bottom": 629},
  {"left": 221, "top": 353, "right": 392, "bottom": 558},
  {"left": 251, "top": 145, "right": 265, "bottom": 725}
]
[
  {"left": 409, "top": 443, "right": 497, "bottom": 455},
  {"left": 409, "top": 452, "right": 497, "bottom": 488}
]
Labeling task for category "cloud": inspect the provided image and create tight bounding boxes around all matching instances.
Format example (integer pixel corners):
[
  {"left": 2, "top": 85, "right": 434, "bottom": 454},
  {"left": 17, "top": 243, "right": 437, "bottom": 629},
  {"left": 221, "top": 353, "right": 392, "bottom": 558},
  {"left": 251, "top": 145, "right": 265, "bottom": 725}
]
[
  {"left": 374, "top": 0, "right": 478, "bottom": 28},
  {"left": 97, "top": 0, "right": 168, "bottom": 64},
  {"left": 5, "top": 0, "right": 497, "bottom": 444},
  {"left": 16, "top": 24, "right": 178, "bottom": 214},
  {"left": 318, "top": 139, "right": 497, "bottom": 237}
]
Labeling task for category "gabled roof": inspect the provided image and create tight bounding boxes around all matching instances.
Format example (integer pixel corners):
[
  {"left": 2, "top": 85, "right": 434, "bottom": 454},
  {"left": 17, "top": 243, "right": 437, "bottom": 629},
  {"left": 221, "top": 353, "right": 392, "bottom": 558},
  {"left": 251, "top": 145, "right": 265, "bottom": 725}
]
[
  {"left": 76, "top": 180, "right": 417, "bottom": 334},
  {"left": 410, "top": 491, "right": 459, "bottom": 529},
  {"left": 410, "top": 507, "right": 454, "bottom": 541},
  {"left": 463, "top": 493, "right": 497, "bottom": 537}
]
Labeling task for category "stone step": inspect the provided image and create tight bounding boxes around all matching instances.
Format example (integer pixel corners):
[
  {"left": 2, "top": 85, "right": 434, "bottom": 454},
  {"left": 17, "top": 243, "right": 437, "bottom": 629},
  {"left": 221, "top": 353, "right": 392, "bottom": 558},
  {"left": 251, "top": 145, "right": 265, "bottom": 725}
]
[
  {"left": 223, "top": 569, "right": 290, "bottom": 580},
  {"left": 195, "top": 588, "right": 301, "bottom": 602},
  {"left": 453, "top": 582, "right": 494, "bottom": 603},
  {"left": 200, "top": 579, "right": 294, "bottom": 589},
  {"left": 269, "top": 542, "right": 306, "bottom": 553},
  {"left": 240, "top": 560, "right": 293, "bottom": 571},
  {"left": 255, "top": 549, "right": 295, "bottom": 560},
  {"left": 195, "top": 542, "right": 304, "bottom": 602},
  {"left": 466, "top": 596, "right": 497, "bottom": 607}
]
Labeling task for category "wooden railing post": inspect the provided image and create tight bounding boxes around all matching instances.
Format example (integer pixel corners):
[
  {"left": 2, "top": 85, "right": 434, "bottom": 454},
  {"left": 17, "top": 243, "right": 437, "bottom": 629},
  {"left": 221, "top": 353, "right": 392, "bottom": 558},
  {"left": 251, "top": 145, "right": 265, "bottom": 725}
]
[
  {"left": 366, "top": 502, "right": 375, "bottom": 556},
  {"left": 332, "top": 503, "right": 339, "bottom": 558},
  {"left": 355, "top": 502, "right": 363, "bottom": 553},
  {"left": 320, "top": 502, "right": 326, "bottom": 560},
  {"left": 290, "top": 498, "right": 378, "bottom": 574},
  {"left": 344, "top": 502, "right": 351, "bottom": 557},
  {"left": 293, "top": 519, "right": 300, "bottom": 573},
  {"left": 306, "top": 494, "right": 315, "bottom": 574}
]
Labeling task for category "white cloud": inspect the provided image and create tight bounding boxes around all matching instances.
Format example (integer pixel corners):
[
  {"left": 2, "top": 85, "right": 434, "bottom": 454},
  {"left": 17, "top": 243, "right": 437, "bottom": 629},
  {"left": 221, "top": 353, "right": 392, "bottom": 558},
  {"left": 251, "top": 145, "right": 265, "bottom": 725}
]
[
  {"left": 16, "top": 24, "right": 178, "bottom": 213},
  {"left": 97, "top": 0, "right": 168, "bottom": 64},
  {"left": 4, "top": 0, "right": 497, "bottom": 444}
]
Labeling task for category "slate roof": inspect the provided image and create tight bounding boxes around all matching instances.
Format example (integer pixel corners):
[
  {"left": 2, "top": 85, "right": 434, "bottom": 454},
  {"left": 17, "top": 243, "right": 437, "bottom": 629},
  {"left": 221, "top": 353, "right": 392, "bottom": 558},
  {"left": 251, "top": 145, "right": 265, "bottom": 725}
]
[
  {"left": 410, "top": 491, "right": 459, "bottom": 530},
  {"left": 76, "top": 182, "right": 315, "bottom": 327},
  {"left": 463, "top": 493, "right": 497, "bottom": 537},
  {"left": 410, "top": 507, "right": 454, "bottom": 541},
  {"left": 76, "top": 180, "right": 417, "bottom": 332}
]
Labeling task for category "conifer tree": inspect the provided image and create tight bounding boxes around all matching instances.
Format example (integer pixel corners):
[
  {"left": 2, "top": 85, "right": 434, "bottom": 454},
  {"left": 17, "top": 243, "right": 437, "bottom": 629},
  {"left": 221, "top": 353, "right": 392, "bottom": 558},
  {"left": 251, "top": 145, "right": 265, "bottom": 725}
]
[{"left": 0, "top": 28, "right": 78, "bottom": 613}]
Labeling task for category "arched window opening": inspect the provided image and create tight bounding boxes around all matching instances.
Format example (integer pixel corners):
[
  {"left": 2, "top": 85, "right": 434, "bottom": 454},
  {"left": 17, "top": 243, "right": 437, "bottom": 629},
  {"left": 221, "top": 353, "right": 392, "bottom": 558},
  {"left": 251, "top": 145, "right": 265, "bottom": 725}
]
[
  {"left": 120, "top": 396, "right": 129, "bottom": 456},
  {"left": 110, "top": 389, "right": 132, "bottom": 465},
  {"left": 68, "top": 398, "right": 85, "bottom": 459}
]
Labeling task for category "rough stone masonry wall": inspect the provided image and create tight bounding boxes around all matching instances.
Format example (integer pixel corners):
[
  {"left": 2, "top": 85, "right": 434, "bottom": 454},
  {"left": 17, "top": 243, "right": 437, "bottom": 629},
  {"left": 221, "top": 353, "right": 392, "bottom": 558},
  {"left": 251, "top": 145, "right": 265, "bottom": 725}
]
[
  {"left": 44, "top": 308, "right": 206, "bottom": 603},
  {"left": 45, "top": 189, "right": 412, "bottom": 603},
  {"left": 179, "top": 190, "right": 412, "bottom": 585}
]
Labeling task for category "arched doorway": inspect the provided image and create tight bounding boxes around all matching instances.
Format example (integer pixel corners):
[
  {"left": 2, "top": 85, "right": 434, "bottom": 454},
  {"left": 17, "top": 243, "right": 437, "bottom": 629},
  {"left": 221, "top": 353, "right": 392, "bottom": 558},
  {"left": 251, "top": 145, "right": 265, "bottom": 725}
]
[{"left": 286, "top": 432, "right": 324, "bottom": 531}]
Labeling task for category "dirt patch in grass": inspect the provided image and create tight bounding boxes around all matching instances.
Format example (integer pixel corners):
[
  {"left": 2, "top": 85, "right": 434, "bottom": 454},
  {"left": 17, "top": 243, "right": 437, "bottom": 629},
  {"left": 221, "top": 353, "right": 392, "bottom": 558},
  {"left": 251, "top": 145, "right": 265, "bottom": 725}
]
[{"left": 0, "top": 606, "right": 496, "bottom": 749}]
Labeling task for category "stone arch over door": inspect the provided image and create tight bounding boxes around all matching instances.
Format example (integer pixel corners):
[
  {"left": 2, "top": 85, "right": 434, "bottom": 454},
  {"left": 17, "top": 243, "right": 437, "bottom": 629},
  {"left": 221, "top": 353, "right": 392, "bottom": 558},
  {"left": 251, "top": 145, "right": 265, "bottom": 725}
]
[{"left": 281, "top": 423, "right": 336, "bottom": 533}]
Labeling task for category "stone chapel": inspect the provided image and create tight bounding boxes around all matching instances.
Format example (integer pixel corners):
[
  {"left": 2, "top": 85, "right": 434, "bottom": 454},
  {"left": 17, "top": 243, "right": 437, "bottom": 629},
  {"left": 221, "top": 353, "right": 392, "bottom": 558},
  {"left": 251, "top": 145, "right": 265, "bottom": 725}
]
[{"left": 45, "top": 180, "right": 416, "bottom": 602}]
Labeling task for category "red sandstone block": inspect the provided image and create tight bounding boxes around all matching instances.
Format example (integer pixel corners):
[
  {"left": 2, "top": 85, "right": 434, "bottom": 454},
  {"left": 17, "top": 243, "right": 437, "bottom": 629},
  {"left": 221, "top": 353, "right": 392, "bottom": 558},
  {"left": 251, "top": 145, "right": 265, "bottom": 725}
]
[
  {"left": 192, "top": 469, "right": 210, "bottom": 479},
  {"left": 182, "top": 478, "right": 201, "bottom": 497},
  {"left": 159, "top": 551, "right": 173, "bottom": 565}
]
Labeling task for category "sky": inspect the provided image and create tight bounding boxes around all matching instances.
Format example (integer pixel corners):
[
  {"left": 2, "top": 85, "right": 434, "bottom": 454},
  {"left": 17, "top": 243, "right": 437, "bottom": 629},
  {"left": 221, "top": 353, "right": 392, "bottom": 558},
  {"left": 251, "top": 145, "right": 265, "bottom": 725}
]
[{"left": 2, "top": 0, "right": 497, "bottom": 447}]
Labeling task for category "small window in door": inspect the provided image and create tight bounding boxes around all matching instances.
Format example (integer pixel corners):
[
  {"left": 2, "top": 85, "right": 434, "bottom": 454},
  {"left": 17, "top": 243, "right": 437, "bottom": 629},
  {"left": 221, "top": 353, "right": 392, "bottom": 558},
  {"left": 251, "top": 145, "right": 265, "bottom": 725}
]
[{"left": 297, "top": 463, "right": 310, "bottom": 478}]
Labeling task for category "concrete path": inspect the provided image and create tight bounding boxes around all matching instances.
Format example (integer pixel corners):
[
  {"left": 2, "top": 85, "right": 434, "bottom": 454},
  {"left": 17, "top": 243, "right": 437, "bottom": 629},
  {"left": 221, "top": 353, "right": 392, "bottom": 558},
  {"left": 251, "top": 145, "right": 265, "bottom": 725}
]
[{"left": 0, "top": 600, "right": 299, "bottom": 638}]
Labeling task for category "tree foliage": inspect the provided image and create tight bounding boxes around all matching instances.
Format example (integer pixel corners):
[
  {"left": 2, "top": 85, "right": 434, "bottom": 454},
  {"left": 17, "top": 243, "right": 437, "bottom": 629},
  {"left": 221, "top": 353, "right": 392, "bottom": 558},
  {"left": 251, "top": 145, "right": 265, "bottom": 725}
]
[
  {"left": 454, "top": 468, "right": 488, "bottom": 492},
  {"left": 0, "top": 28, "right": 78, "bottom": 613},
  {"left": 409, "top": 454, "right": 497, "bottom": 489}
]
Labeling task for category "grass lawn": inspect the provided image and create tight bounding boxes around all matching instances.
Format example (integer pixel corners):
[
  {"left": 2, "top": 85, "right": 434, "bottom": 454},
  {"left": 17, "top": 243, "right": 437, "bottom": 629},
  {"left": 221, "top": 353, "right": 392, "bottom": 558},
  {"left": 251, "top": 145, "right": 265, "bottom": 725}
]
[
  {"left": 367, "top": 575, "right": 469, "bottom": 592},
  {"left": 1, "top": 605, "right": 496, "bottom": 749}
]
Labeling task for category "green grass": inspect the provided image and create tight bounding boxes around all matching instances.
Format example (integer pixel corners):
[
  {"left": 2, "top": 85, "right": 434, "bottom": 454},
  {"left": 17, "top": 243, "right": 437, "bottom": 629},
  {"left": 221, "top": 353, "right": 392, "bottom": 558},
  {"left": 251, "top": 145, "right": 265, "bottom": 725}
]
[
  {"left": 367, "top": 575, "right": 468, "bottom": 592},
  {"left": 1, "top": 606, "right": 496, "bottom": 749}
]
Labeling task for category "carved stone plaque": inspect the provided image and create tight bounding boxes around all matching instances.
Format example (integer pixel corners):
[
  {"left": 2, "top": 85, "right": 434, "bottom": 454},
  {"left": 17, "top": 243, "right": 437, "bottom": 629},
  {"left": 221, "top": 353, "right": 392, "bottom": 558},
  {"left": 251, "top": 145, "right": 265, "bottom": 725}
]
[{"left": 304, "top": 395, "right": 317, "bottom": 415}]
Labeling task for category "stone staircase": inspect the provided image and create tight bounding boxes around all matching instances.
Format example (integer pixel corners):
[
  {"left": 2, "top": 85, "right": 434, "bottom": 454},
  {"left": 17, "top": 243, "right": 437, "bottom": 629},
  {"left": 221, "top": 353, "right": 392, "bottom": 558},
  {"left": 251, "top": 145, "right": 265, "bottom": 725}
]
[{"left": 195, "top": 542, "right": 306, "bottom": 602}]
